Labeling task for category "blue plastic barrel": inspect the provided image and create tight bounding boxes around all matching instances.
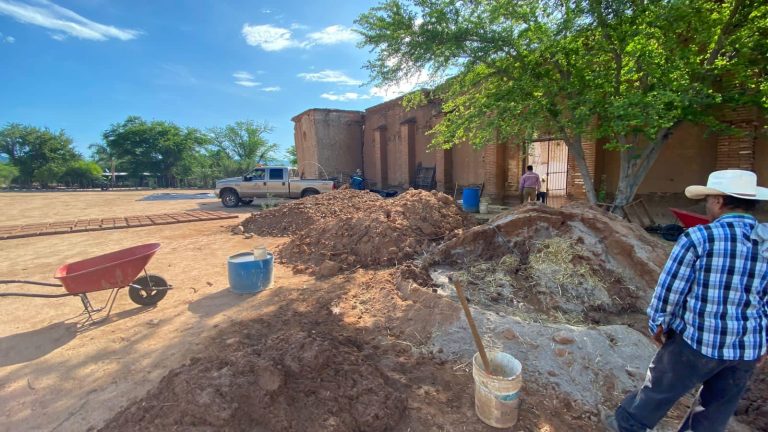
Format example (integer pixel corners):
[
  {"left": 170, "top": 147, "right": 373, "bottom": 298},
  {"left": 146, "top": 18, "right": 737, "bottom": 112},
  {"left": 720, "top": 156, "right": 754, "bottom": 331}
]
[
  {"left": 462, "top": 186, "right": 481, "bottom": 213},
  {"left": 227, "top": 252, "right": 274, "bottom": 294}
]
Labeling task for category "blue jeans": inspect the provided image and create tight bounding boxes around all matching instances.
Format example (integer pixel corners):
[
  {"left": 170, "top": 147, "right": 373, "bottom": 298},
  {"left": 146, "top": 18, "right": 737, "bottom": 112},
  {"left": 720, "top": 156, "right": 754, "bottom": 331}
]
[{"left": 615, "top": 331, "right": 757, "bottom": 432}]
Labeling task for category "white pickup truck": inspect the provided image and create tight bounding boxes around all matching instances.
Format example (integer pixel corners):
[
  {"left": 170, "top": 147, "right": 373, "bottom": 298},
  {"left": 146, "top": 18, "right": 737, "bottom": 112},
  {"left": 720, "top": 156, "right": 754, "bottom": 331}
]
[{"left": 214, "top": 166, "right": 336, "bottom": 207}]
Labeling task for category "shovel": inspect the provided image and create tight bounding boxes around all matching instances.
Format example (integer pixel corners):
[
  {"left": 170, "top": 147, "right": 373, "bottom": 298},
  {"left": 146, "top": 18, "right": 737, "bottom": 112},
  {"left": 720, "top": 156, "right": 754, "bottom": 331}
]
[{"left": 453, "top": 279, "right": 493, "bottom": 375}]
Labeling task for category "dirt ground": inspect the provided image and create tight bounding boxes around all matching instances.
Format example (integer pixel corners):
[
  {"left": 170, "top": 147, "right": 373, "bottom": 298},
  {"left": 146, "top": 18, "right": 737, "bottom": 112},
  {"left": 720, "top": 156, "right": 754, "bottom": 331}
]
[
  {"left": 0, "top": 190, "right": 301, "bottom": 431},
  {"left": 0, "top": 190, "right": 763, "bottom": 432},
  {"left": 0, "top": 190, "right": 582, "bottom": 431}
]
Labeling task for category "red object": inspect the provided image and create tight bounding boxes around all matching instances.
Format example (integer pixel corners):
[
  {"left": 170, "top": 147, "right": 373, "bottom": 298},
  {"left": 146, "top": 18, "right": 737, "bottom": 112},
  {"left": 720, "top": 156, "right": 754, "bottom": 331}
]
[
  {"left": 54, "top": 243, "right": 161, "bottom": 294},
  {"left": 669, "top": 208, "right": 710, "bottom": 229}
]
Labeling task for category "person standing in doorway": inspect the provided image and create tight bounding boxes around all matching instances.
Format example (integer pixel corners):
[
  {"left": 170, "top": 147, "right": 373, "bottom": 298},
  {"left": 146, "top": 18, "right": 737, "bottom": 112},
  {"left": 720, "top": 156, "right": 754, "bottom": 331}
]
[
  {"left": 537, "top": 175, "right": 548, "bottom": 205},
  {"left": 520, "top": 165, "right": 541, "bottom": 203},
  {"left": 602, "top": 169, "right": 768, "bottom": 432}
]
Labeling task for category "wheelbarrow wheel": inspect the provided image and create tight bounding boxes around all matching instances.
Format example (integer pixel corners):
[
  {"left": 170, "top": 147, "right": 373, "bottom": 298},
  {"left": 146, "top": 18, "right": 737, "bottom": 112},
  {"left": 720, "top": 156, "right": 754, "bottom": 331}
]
[
  {"left": 129, "top": 274, "right": 168, "bottom": 306},
  {"left": 661, "top": 224, "right": 685, "bottom": 242}
]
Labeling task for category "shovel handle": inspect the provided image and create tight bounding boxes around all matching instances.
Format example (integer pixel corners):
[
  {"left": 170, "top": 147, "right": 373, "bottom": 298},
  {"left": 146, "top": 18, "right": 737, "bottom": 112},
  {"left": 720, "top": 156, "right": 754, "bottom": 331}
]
[{"left": 454, "top": 280, "right": 492, "bottom": 375}]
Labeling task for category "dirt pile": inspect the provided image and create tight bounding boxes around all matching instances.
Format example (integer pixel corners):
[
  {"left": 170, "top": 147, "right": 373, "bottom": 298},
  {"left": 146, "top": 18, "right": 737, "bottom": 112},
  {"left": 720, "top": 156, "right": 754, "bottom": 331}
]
[
  {"left": 100, "top": 329, "right": 406, "bottom": 432},
  {"left": 239, "top": 190, "right": 384, "bottom": 237},
  {"left": 424, "top": 203, "right": 671, "bottom": 325},
  {"left": 736, "top": 363, "right": 768, "bottom": 431},
  {"left": 279, "top": 189, "right": 471, "bottom": 273}
]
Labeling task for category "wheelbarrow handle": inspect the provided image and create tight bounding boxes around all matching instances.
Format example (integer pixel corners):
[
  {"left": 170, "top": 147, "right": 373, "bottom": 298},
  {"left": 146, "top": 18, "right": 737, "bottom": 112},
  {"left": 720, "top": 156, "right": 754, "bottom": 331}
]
[
  {"left": 0, "top": 292, "right": 72, "bottom": 298},
  {"left": 0, "top": 279, "right": 63, "bottom": 288}
]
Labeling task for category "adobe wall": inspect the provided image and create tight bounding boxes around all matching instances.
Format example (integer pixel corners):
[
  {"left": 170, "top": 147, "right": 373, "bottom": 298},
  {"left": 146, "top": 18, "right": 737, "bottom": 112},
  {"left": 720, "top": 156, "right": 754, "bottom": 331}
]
[
  {"left": 601, "top": 122, "right": 718, "bottom": 195},
  {"left": 363, "top": 97, "right": 442, "bottom": 189},
  {"left": 292, "top": 109, "right": 364, "bottom": 179}
]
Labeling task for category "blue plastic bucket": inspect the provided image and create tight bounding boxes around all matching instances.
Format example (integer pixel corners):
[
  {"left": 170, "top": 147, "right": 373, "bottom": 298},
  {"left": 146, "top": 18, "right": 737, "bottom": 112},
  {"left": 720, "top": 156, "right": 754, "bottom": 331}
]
[
  {"left": 227, "top": 252, "right": 274, "bottom": 294},
  {"left": 462, "top": 186, "right": 481, "bottom": 213}
]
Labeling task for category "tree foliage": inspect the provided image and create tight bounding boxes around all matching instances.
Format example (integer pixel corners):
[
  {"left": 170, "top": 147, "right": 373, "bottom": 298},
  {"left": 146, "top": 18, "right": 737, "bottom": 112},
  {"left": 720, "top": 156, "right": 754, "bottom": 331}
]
[
  {"left": 356, "top": 0, "right": 767, "bottom": 209},
  {"left": 286, "top": 146, "right": 298, "bottom": 167},
  {"left": 0, "top": 162, "right": 18, "bottom": 188},
  {"left": 102, "top": 116, "right": 211, "bottom": 187},
  {"left": 0, "top": 123, "right": 80, "bottom": 186},
  {"left": 208, "top": 120, "right": 278, "bottom": 170}
]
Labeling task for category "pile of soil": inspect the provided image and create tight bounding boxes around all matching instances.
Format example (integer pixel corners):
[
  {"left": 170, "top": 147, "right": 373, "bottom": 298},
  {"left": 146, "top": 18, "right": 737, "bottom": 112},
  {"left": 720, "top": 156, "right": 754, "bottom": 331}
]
[
  {"left": 100, "top": 329, "right": 406, "bottom": 432},
  {"left": 239, "top": 190, "right": 384, "bottom": 237},
  {"left": 423, "top": 203, "right": 671, "bottom": 326},
  {"left": 736, "top": 362, "right": 768, "bottom": 430},
  {"left": 279, "top": 189, "right": 471, "bottom": 274}
]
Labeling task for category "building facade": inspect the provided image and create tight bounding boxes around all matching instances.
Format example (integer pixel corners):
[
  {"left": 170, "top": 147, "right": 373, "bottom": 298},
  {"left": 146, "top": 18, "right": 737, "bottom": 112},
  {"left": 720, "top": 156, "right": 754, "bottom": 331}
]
[{"left": 292, "top": 98, "right": 767, "bottom": 204}]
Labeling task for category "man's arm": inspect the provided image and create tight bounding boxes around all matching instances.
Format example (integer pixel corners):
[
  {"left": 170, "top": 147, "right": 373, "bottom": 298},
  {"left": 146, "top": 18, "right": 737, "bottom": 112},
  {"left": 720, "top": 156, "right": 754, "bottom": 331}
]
[
  {"left": 647, "top": 233, "right": 698, "bottom": 335},
  {"left": 536, "top": 174, "right": 542, "bottom": 192}
]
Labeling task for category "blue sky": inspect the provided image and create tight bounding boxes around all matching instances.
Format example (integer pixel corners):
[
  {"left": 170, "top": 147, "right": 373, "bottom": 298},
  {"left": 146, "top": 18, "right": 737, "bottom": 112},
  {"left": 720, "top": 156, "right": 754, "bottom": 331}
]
[{"left": 0, "top": 0, "right": 415, "bottom": 158}]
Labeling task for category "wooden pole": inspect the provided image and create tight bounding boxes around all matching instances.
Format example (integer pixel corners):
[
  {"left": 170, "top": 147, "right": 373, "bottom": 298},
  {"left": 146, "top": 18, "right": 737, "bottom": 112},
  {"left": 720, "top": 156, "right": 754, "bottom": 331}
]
[{"left": 454, "top": 280, "right": 493, "bottom": 375}]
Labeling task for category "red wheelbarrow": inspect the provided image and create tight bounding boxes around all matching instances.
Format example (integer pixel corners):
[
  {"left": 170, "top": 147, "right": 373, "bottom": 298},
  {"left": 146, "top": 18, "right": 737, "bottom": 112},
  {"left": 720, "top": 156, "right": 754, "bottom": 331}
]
[
  {"left": 657, "top": 208, "right": 710, "bottom": 241},
  {"left": 0, "top": 243, "right": 171, "bottom": 323}
]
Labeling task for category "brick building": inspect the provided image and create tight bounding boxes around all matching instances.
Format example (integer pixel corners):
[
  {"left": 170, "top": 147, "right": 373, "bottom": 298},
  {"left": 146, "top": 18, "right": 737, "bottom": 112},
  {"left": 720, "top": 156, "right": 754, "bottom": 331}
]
[{"left": 292, "top": 97, "right": 767, "bottom": 204}]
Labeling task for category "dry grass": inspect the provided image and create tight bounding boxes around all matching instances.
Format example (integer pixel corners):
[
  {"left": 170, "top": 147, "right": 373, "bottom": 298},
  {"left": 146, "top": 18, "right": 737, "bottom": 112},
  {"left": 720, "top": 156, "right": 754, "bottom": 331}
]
[{"left": 528, "top": 237, "right": 605, "bottom": 291}]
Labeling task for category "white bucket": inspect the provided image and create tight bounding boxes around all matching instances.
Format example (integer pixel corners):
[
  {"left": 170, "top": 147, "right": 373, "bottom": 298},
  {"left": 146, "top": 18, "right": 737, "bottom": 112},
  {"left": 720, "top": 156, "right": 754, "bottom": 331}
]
[
  {"left": 253, "top": 245, "right": 268, "bottom": 260},
  {"left": 479, "top": 202, "right": 489, "bottom": 214},
  {"left": 472, "top": 352, "right": 523, "bottom": 428}
]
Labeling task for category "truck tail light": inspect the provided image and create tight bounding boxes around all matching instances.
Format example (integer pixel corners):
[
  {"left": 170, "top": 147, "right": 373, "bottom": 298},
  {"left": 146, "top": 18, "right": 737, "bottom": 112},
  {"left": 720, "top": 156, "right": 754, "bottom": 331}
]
[{"left": 332, "top": 182, "right": 338, "bottom": 190}]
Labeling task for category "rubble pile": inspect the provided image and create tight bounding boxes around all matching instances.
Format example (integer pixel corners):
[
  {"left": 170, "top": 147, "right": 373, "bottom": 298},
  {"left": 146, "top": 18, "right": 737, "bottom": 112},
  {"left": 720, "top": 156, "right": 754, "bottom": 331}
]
[
  {"left": 239, "top": 190, "right": 384, "bottom": 237},
  {"left": 279, "top": 189, "right": 472, "bottom": 274}
]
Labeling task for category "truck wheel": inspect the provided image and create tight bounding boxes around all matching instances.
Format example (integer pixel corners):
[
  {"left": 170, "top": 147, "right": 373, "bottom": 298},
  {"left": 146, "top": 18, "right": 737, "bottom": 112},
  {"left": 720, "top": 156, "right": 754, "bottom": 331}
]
[
  {"left": 221, "top": 190, "right": 240, "bottom": 207},
  {"left": 301, "top": 189, "right": 320, "bottom": 198}
]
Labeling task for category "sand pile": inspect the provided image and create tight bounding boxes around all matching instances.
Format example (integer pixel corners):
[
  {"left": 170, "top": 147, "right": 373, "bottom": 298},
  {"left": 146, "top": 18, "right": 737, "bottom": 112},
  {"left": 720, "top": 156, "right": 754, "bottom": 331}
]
[
  {"left": 240, "top": 190, "right": 384, "bottom": 237},
  {"left": 424, "top": 203, "right": 671, "bottom": 324},
  {"left": 279, "top": 189, "right": 471, "bottom": 274},
  {"left": 100, "top": 329, "right": 406, "bottom": 432}
]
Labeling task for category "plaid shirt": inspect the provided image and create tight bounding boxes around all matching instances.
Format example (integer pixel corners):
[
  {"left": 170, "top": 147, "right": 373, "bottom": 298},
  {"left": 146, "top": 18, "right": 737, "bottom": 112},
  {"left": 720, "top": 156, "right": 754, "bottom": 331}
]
[{"left": 648, "top": 214, "right": 768, "bottom": 360}]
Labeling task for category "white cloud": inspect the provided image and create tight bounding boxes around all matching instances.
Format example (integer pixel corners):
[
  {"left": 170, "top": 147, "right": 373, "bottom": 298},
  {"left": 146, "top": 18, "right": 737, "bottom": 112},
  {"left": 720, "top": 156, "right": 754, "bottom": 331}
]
[
  {"left": 0, "top": 32, "right": 14, "bottom": 43},
  {"left": 306, "top": 25, "right": 358, "bottom": 45},
  {"left": 235, "top": 80, "right": 260, "bottom": 87},
  {"left": 321, "top": 92, "right": 371, "bottom": 102},
  {"left": 232, "top": 71, "right": 254, "bottom": 80},
  {"left": 370, "top": 62, "right": 427, "bottom": 100},
  {"left": 0, "top": 0, "right": 140, "bottom": 41},
  {"left": 298, "top": 69, "right": 362, "bottom": 86},
  {"left": 242, "top": 23, "right": 359, "bottom": 51},
  {"left": 241, "top": 23, "right": 304, "bottom": 51},
  {"left": 261, "top": 86, "right": 281, "bottom": 92}
]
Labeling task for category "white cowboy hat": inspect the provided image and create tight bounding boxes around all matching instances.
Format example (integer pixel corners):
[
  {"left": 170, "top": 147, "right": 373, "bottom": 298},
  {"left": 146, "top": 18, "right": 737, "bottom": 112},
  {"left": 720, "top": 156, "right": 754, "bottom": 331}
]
[{"left": 685, "top": 170, "right": 768, "bottom": 200}]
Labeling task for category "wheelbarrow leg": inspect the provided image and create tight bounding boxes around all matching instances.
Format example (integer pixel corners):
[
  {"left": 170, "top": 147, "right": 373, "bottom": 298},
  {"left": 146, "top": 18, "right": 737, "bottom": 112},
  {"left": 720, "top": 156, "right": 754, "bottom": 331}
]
[
  {"left": 79, "top": 293, "right": 97, "bottom": 323},
  {"left": 78, "top": 289, "right": 122, "bottom": 325}
]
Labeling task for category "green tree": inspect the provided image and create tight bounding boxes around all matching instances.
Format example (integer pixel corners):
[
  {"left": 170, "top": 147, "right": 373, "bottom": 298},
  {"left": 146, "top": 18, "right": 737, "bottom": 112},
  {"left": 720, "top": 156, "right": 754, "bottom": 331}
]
[
  {"left": 0, "top": 123, "right": 80, "bottom": 186},
  {"left": 88, "top": 142, "right": 124, "bottom": 185},
  {"left": 356, "top": 0, "right": 767, "bottom": 211},
  {"left": 208, "top": 120, "right": 278, "bottom": 170},
  {"left": 102, "top": 116, "right": 211, "bottom": 187},
  {"left": 286, "top": 146, "right": 298, "bottom": 167},
  {"left": 0, "top": 162, "right": 18, "bottom": 188},
  {"left": 60, "top": 160, "right": 104, "bottom": 188}
]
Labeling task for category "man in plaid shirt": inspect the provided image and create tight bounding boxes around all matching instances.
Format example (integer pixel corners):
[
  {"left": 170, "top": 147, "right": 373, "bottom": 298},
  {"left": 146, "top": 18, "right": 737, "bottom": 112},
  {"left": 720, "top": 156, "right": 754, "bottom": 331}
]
[{"left": 604, "top": 170, "right": 768, "bottom": 432}]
